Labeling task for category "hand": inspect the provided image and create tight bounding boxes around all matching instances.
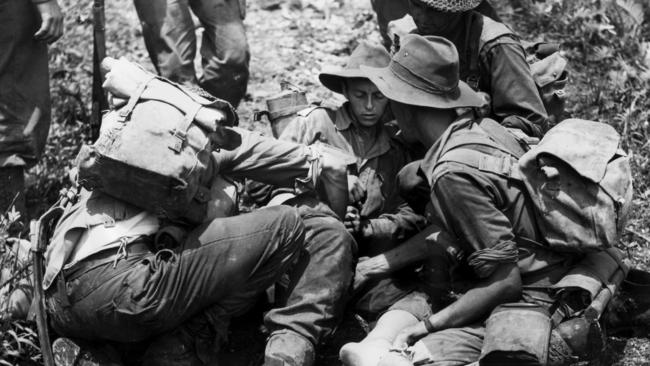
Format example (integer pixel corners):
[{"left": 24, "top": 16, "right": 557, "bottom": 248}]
[
  {"left": 392, "top": 322, "right": 429, "bottom": 349},
  {"left": 34, "top": 0, "right": 64, "bottom": 43},
  {"left": 347, "top": 175, "right": 366, "bottom": 203},
  {"left": 352, "top": 256, "right": 372, "bottom": 293},
  {"left": 344, "top": 206, "right": 361, "bottom": 234}
]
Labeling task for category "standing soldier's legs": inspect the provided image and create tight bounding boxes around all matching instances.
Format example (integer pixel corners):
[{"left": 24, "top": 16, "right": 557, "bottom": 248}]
[
  {"left": 189, "top": 0, "right": 250, "bottom": 107},
  {"left": 264, "top": 205, "right": 356, "bottom": 366},
  {"left": 133, "top": 0, "right": 198, "bottom": 86},
  {"left": 0, "top": 0, "right": 51, "bottom": 216}
]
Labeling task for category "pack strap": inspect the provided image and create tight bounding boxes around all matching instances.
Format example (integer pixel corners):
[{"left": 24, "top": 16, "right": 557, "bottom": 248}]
[
  {"left": 117, "top": 74, "right": 157, "bottom": 122},
  {"left": 436, "top": 148, "right": 520, "bottom": 180},
  {"left": 169, "top": 102, "right": 202, "bottom": 153},
  {"left": 465, "top": 12, "right": 484, "bottom": 90},
  {"left": 477, "top": 118, "right": 529, "bottom": 158}
]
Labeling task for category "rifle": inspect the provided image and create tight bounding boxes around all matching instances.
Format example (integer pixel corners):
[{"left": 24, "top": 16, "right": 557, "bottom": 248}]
[
  {"left": 30, "top": 206, "right": 64, "bottom": 366},
  {"left": 90, "top": 0, "right": 108, "bottom": 142}
]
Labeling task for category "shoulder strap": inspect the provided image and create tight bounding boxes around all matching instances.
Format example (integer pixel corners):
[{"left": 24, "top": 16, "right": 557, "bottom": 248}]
[
  {"left": 476, "top": 118, "right": 529, "bottom": 158},
  {"left": 296, "top": 105, "right": 321, "bottom": 117},
  {"left": 466, "top": 12, "right": 484, "bottom": 90},
  {"left": 466, "top": 14, "right": 516, "bottom": 91},
  {"left": 428, "top": 118, "right": 528, "bottom": 186}
]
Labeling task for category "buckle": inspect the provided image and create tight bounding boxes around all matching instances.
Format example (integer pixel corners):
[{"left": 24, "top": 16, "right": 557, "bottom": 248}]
[{"left": 169, "top": 129, "right": 187, "bottom": 153}]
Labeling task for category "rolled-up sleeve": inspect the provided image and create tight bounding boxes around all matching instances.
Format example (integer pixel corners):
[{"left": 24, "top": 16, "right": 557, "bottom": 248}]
[
  {"left": 370, "top": 202, "right": 428, "bottom": 242},
  {"left": 431, "top": 168, "right": 518, "bottom": 278},
  {"left": 214, "top": 127, "right": 316, "bottom": 188},
  {"left": 482, "top": 42, "right": 549, "bottom": 137}
]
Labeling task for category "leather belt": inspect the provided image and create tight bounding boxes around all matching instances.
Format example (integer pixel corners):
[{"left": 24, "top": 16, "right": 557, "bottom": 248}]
[{"left": 62, "top": 238, "right": 152, "bottom": 281}]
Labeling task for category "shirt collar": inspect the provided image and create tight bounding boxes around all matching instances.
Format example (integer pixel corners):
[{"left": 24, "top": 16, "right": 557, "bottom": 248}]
[
  {"left": 334, "top": 103, "right": 393, "bottom": 161},
  {"left": 334, "top": 103, "right": 354, "bottom": 131}
]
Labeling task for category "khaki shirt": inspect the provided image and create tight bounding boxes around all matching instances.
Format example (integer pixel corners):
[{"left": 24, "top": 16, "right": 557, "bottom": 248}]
[
  {"left": 419, "top": 118, "right": 577, "bottom": 301},
  {"left": 417, "top": 13, "right": 549, "bottom": 138},
  {"left": 280, "top": 104, "right": 427, "bottom": 245}
]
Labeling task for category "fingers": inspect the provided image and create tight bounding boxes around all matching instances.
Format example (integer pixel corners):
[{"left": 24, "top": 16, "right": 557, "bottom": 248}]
[
  {"left": 344, "top": 206, "right": 360, "bottom": 233},
  {"left": 34, "top": 1, "right": 64, "bottom": 43},
  {"left": 33, "top": 18, "right": 51, "bottom": 41},
  {"left": 40, "top": 15, "right": 63, "bottom": 43},
  {"left": 347, "top": 175, "right": 366, "bottom": 203}
]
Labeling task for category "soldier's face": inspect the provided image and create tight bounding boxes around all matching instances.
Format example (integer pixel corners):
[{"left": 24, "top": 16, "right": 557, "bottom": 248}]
[
  {"left": 392, "top": 101, "right": 456, "bottom": 147},
  {"left": 342, "top": 78, "right": 389, "bottom": 128},
  {"left": 408, "top": 0, "right": 463, "bottom": 36}
]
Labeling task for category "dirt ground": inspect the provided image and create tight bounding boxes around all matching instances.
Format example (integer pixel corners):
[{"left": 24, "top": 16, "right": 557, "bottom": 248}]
[{"left": 23, "top": 0, "right": 650, "bottom": 365}]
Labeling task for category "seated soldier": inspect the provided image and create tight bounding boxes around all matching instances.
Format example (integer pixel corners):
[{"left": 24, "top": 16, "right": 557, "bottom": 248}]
[
  {"left": 44, "top": 109, "right": 351, "bottom": 365},
  {"left": 396, "top": 0, "right": 549, "bottom": 137},
  {"left": 339, "top": 34, "right": 583, "bottom": 366},
  {"left": 273, "top": 42, "right": 427, "bottom": 315}
]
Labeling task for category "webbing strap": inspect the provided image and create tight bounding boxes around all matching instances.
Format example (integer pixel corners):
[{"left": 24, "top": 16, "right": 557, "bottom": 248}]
[
  {"left": 169, "top": 102, "right": 202, "bottom": 153},
  {"left": 436, "top": 148, "right": 520, "bottom": 180},
  {"left": 465, "top": 11, "right": 484, "bottom": 90},
  {"left": 477, "top": 118, "right": 528, "bottom": 158},
  {"left": 117, "top": 74, "right": 157, "bottom": 122}
]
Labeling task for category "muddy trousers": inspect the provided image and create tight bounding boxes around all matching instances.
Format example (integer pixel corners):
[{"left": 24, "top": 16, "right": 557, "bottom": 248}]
[
  {"left": 133, "top": 0, "right": 250, "bottom": 106},
  {"left": 45, "top": 206, "right": 304, "bottom": 360},
  {"left": 264, "top": 206, "right": 356, "bottom": 345}
]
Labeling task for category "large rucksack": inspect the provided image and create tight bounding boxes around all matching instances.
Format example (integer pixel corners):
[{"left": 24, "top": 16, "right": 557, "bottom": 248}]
[
  {"left": 75, "top": 58, "right": 238, "bottom": 224},
  {"left": 468, "top": 15, "right": 568, "bottom": 125},
  {"left": 427, "top": 118, "right": 633, "bottom": 253}
]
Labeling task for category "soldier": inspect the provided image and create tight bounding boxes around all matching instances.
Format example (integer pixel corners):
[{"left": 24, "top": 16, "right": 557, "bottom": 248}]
[
  {"left": 271, "top": 42, "right": 428, "bottom": 320},
  {"left": 132, "top": 0, "right": 249, "bottom": 107},
  {"left": 0, "top": 0, "right": 64, "bottom": 216},
  {"left": 44, "top": 99, "right": 351, "bottom": 366},
  {"left": 401, "top": 0, "right": 549, "bottom": 137},
  {"left": 340, "top": 34, "right": 584, "bottom": 366},
  {"left": 370, "top": 0, "right": 499, "bottom": 49}
]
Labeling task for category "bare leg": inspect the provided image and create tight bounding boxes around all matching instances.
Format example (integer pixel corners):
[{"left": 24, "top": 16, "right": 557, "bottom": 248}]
[{"left": 340, "top": 310, "right": 419, "bottom": 366}]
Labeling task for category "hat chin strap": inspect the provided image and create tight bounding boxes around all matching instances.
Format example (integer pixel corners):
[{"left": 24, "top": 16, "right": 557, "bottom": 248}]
[{"left": 389, "top": 60, "right": 459, "bottom": 97}]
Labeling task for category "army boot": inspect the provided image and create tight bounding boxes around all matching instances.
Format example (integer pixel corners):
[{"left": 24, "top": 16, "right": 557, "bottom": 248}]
[{"left": 263, "top": 329, "right": 315, "bottom": 366}]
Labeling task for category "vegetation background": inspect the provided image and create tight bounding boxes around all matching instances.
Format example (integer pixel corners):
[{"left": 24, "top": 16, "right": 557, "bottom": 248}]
[{"left": 1, "top": 0, "right": 650, "bottom": 364}]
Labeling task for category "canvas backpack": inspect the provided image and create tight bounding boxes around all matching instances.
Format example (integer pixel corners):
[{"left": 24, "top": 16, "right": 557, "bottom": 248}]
[
  {"left": 427, "top": 117, "right": 633, "bottom": 253},
  {"left": 468, "top": 14, "right": 568, "bottom": 124},
  {"left": 75, "top": 59, "right": 238, "bottom": 224}
]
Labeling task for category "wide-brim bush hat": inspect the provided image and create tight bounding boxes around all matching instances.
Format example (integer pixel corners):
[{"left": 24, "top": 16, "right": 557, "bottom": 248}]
[
  {"left": 412, "top": 0, "right": 483, "bottom": 12},
  {"left": 361, "top": 34, "right": 484, "bottom": 109},
  {"left": 319, "top": 41, "right": 391, "bottom": 94}
]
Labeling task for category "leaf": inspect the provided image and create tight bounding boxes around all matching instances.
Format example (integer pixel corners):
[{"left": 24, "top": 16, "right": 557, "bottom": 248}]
[
  {"left": 616, "top": 0, "right": 644, "bottom": 24},
  {"left": 6, "top": 206, "right": 20, "bottom": 225}
]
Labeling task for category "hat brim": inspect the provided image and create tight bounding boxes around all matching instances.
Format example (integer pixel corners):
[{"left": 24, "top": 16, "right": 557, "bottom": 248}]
[
  {"left": 360, "top": 65, "right": 485, "bottom": 109},
  {"left": 319, "top": 69, "right": 371, "bottom": 94}
]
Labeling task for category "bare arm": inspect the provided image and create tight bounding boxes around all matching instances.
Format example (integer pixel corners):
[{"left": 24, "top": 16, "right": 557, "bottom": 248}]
[
  {"left": 393, "top": 262, "right": 522, "bottom": 347},
  {"left": 353, "top": 225, "right": 453, "bottom": 292}
]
